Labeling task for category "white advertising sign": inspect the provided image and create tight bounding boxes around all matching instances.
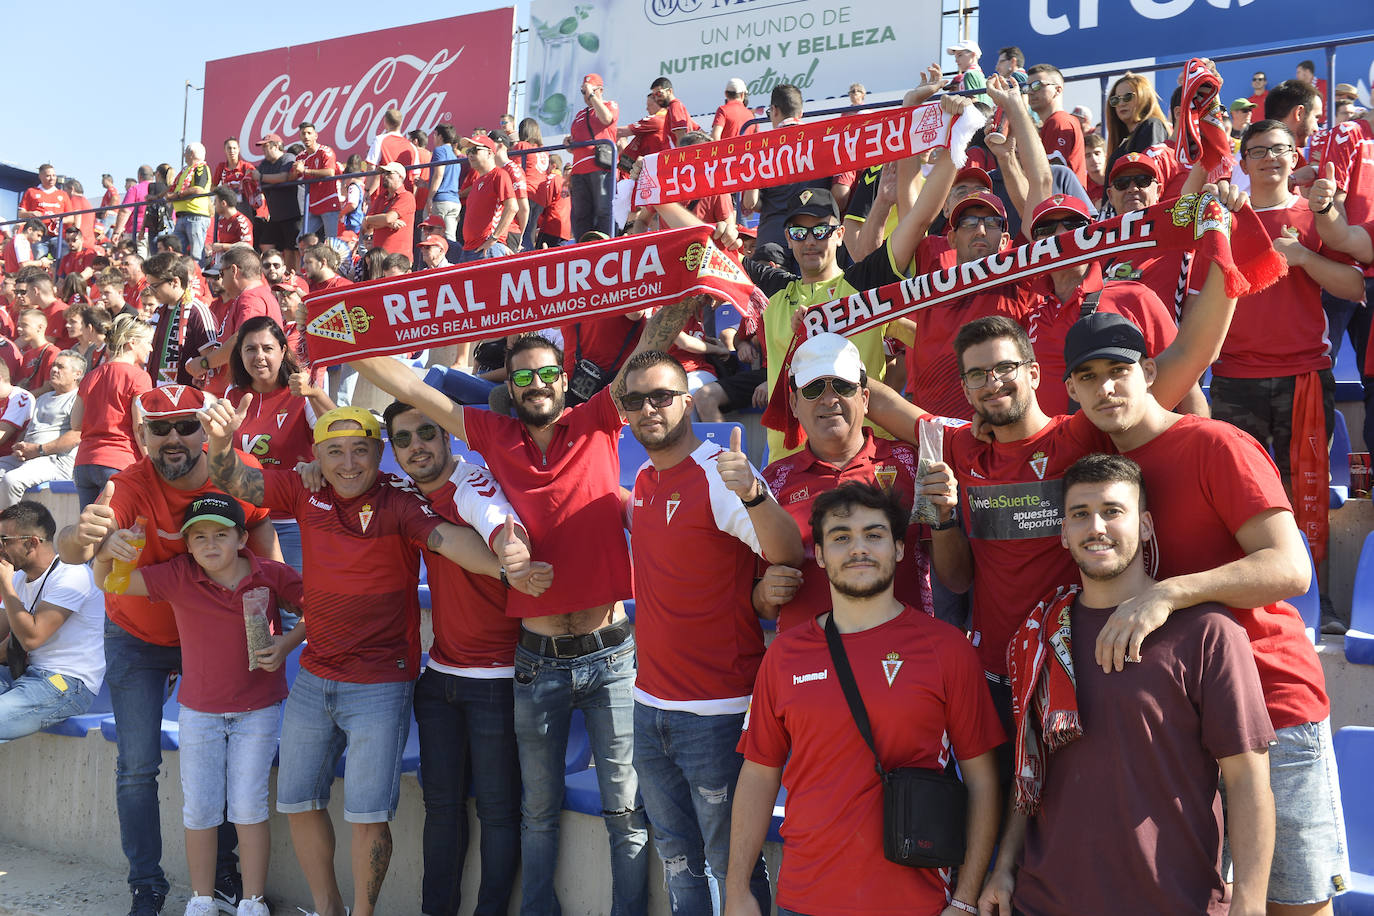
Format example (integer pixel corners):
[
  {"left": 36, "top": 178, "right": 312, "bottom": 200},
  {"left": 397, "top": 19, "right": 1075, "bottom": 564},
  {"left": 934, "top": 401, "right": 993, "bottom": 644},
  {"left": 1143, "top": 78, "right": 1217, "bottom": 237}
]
[{"left": 526, "top": 0, "right": 941, "bottom": 133}]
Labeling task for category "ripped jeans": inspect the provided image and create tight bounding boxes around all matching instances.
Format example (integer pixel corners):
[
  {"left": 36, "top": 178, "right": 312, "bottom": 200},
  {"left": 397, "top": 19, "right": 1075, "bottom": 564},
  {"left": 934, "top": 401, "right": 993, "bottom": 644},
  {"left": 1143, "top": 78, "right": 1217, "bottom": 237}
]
[{"left": 633, "top": 703, "right": 771, "bottom": 915}]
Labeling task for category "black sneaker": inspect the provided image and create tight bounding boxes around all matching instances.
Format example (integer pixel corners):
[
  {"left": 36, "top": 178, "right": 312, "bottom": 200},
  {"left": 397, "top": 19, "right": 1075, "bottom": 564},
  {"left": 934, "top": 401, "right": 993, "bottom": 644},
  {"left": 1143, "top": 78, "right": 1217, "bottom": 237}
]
[
  {"left": 127, "top": 887, "right": 166, "bottom": 916},
  {"left": 213, "top": 870, "right": 243, "bottom": 914},
  {"left": 1319, "top": 594, "right": 1349, "bottom": 636}
]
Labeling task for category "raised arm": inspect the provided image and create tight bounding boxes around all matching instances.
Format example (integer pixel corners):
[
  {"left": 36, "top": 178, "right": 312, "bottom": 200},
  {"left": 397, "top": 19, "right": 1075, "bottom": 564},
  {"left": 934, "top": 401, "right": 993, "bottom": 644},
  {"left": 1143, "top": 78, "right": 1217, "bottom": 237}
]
[
  {"left": 985, "top": 73, "right": 1054, "bottom": 224},
  {"left": 351, "top": 357, "right": 467, "bottom": 443},
  {"left": 200, "top": 396, "right": 266, "bottom": 506},
  {"left": 715, "top": 426, "right": 804, "bottom": 567},
  {"left": 426, "top": 521, "right": 552, "bottom": 597},
  {"left": 1309, "top": 162, "right": 1374, "bottom": 262}
]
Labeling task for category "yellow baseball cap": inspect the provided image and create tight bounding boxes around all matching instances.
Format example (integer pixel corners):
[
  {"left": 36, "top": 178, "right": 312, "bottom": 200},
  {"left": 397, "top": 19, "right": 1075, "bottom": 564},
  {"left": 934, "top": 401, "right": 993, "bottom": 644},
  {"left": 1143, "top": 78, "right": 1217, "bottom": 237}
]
[{"left": 313, "top": 407, "right": 382, "bottom": 445}]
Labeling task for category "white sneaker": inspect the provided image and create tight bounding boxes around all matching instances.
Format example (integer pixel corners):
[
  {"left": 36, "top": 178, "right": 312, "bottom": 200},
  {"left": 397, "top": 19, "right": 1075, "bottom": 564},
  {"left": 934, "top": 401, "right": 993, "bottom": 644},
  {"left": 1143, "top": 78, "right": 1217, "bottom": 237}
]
[
  {"left": 186, "top": 897, "right": 219, "bottom": 916},
  {"left": 236, "top": 897, "right": 269, "bottom": 916}
]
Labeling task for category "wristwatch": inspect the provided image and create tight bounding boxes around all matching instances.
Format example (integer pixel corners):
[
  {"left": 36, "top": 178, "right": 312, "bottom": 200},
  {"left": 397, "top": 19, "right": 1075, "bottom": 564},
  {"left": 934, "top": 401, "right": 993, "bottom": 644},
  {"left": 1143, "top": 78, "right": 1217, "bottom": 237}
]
[
  {"left": 741, "top": 484, "right": 768, "bottom": 508},
  {"left": 930, "top": 515, "right": 958, "bottom": 531}
]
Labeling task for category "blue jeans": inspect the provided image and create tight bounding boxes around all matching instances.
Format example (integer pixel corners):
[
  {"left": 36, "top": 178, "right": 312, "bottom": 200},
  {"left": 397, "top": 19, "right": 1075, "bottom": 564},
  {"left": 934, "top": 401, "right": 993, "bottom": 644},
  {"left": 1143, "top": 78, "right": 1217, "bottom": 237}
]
[
  {"left": 104, "top": 619, "right": 237, "bottom": 894},
  {"left": 0, "top": 665, "right": 93, "bottom": 741},
  {"left": 513, "top": 637, "right": 648, "bottom": 916},
  {"left": 457, "top": 242, "right": 511, "bottom": 263},
  {"left": 1323, "top": 284, "right": 1374, "bottom": 449},
  {"left": 302, "top": 211, "right": 339, "bottom": 240},
  {"left": 174, "top": 213, "right": 210, "bottom": 264},
  {"left": 571, "top": 170, "right": 614, "bottom": 239},
  {"left": 633, "top": 704, "right": 770, "bottom": 915},
  {"left": 75, "top": 463, "right": 122, "bottom": 511},
  {"left": 414, "top": 668, "right": 521, "bottom": 916}
]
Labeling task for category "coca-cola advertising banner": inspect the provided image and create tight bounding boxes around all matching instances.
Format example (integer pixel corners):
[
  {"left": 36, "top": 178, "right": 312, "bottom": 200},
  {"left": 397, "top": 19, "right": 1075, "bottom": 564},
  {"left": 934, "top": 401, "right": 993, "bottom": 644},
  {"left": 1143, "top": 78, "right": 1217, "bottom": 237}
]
[{"left": 202, "top": 9, "right": 516, "bottom": 164}]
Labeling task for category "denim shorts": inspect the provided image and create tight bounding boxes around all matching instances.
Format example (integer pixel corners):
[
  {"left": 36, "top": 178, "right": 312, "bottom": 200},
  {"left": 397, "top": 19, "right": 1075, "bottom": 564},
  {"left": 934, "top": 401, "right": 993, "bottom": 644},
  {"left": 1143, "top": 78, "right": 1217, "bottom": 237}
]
[
  {"left": 178, "top": 704, "right": 282, "bottom": 830},
  {"left": 1267, "top": 718, "right": 1350, "bottom": 904},
  {"left": 275, "top": 670, "right": 414, "bottom": 823}
]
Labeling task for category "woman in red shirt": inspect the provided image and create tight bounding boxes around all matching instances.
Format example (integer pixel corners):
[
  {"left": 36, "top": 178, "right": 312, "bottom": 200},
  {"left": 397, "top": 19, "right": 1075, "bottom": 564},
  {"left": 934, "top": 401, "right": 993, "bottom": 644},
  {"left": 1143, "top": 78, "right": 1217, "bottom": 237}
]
[
  {"left": 225, "top": 316, "right": 334, "bottom": 570},
  {"left": 514, "top": 119, "right": 551, "bottom": 251},
  {"left": 71, "top": 314, "right": 153, "bottom": 509}
]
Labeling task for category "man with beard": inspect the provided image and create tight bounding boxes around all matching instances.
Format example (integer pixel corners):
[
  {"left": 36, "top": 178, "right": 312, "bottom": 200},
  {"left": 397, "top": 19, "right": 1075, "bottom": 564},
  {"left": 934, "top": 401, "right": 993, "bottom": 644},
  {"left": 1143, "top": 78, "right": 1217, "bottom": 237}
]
[
  {"left": 621, "top": 350, "right": 801, "bottom": 915},
  {"left": 381, "top": 399, "right": 525, "bottom": 916},
  {"left": 57, "top": 385, "right": 279, "bottom": 916},
  {"left": 727, "top": 482, "right": 1003, "bottom": 916},
  {"left": 350, "top": 299, "right": 702, "bottom": 916},
  {"left": 980, "top": 454, "right": 1275, "bottom": 916},
  {"left": 201, "top": 401, "right": 546, "bottom": 916}
]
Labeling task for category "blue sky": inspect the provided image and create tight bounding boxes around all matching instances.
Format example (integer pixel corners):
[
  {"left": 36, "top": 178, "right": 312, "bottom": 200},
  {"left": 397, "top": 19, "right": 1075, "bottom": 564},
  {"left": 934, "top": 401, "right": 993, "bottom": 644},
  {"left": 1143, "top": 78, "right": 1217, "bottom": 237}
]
[{"left": 1, "top": 0, "right": 524, "bottom": 203}]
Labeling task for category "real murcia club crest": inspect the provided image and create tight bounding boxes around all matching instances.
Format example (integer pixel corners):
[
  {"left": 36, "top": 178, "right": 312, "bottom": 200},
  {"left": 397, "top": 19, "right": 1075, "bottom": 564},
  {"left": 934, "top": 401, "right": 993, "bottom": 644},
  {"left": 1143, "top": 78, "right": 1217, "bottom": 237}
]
[
  {"left": 1029, "top": 451, "right": 1048, "bottom": 480},
  {"left": 666, "top": 491, "right": 682, "bottom": 524},
  {"left": 307, "top": 301, "right": 373, "bottom": 344},
  {"left": 359, "top": 503, "right": 374, "bottom": 532},
  {"left": 874, "top": 466, "right": 898, "bottom": 491},
  {"left": 881, "top": 651, "right": 903, "bottom": 687}
]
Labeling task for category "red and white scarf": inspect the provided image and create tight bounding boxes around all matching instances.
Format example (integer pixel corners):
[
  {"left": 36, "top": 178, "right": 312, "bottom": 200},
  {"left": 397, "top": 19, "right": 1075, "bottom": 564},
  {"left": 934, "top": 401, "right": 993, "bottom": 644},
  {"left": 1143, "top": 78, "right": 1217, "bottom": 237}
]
[
  {"left": 1176, "top": 59, "right": 1233, "bottom": 184},
  {"left": 1007, "top": 586, "right": 1083, "bottom": 815},
  {"left": 632, "top": 101, "right": 985, "bottom": 207},
  {"left": 301, "top": 225, "right": 756, "bottom": 367}
]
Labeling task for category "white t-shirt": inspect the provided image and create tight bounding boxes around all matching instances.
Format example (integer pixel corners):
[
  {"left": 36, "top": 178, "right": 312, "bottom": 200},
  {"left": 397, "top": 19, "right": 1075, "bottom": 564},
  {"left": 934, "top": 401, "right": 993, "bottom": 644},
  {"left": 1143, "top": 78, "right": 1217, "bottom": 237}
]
[{"left": 13, "top": 561, "right": 106, "bottom": 692}]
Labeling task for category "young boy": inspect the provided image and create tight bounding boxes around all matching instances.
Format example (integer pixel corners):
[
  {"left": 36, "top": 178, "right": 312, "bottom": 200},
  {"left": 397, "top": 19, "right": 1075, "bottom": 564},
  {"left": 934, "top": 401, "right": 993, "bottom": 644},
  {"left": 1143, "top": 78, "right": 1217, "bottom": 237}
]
[{"left": 94, "top": 492, "right": 306, "bottom": 916}]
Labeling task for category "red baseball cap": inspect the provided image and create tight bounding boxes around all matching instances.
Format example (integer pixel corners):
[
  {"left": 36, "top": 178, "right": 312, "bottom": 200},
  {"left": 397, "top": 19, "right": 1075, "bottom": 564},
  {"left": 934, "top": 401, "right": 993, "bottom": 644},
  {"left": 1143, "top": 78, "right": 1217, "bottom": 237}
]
[
  {"left": 947, "top": 190, "right": 1007, "bottom": 231},
  {"left": 338, "top": 229, "right": 359, "bottom": 242},
  {"left": 458, "top": 134, "right": 497, "bottom": 152},
  {"left": 583, "top": 73, "right": 605, "bottom": 89},
  {"left": 1028, "top": 194, "right": 1093, "bottom": 232},
  {"left": 137, "top": 385, "right": 213, "bottom": 420},
  {"left": 255, "top": 134, "right": 284, "bottom": 147},
  {"left": 737, "top": 225, "right": 757, "bottom": 238},
  {"left": 953, "top": 164, "right": 993, "bottom": 191},
  {"left": 1108, "top": 152, "right": 1160, "bottom": 184},
  {"left": 417, "top": 235, "right": 449, "bottom": 254},
  {"left": 421, "top": 214, "right": 446, "bottom": 230}
]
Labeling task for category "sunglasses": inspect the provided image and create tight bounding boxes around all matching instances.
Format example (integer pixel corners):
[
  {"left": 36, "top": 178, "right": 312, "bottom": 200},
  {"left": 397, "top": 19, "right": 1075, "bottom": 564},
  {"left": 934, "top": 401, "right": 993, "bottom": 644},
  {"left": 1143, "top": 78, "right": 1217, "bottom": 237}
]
[
  {"left": 619, "top": 389, "right": 684, "bottom": 412},
  {"left": 1030, "top": 217, "right": 1090, "bottom": 240},
  {"left": 510, "top": 365, "right": 562, "bottom": 387},
  {"left": 797, "top": 377, "right": 860, "bottom": 400},
  {"left": 390, "top": 423, "right": 441, "bottom": 449},
  {"left": 1107, "top": 91, "right": 1137, "bottom": 107},
  {"left": 1243, "top": 143, "right": 1295, "bottom": 160},
  {"left": 1110, "top": 174, "right": 1156, "bottom": 191},
  {"left": 0, "top": 534, "right": 40, "bottom": 544},
  {"left": 785, "top": 223, "right": 840, "bottom": 242},
  {"left": 1028, "top": 80, "right": 1060, "bottom": 93},
  {"left": 146, "top": 418, "right": 202, "bottom": 437}
]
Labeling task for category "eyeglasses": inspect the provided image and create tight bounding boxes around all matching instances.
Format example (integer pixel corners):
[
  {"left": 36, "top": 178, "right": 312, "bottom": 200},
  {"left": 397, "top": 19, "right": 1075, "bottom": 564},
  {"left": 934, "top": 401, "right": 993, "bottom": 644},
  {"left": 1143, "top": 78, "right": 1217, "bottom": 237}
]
[
  {"left": 1028, "top": 80, "right": 1061, "bottom": 93},
  {"left": 1243, "top": 143, "right": 1295, "bottom": 160},
  {"left": 1107, "top": 91, "right": 1137, "bottom": 107},
  {"left": 510, "top": 365, "right": 562, "bottom": 387},
  {"left": 962, "top": 360, "right": 1030, "bottom": 389},
  {"left": 1110, "top": 174, "right": 1156, "bottom": 191},
  {"left": 1252, "top": 77, "right": 1266, "bottom": 82},
  {"left": 263, "top": 261, "right": 285, "bottom": 270},
  {"left": 954, "top": 214, "right": 1006, "bottom": 233},
  {"left": 797, "top": 377, "right": 860, "bottom": 400},
  {"left": 784, "top": 223, "right": 840, "bottom": 242},
  {"left": 619, "top": 389, "right": 684, "bottom": 412},
  {"left": 0, "top": 534, "right": 40, "bottom": 544},
  {"left": 146, "top": 418, "right": 202, "bottom": 437},
  {"left": 1030, "top": 216, "right": 1090, "bottom": 240},
  {"left": 390, "top": 423, "right": 441, "bottom": 449}
]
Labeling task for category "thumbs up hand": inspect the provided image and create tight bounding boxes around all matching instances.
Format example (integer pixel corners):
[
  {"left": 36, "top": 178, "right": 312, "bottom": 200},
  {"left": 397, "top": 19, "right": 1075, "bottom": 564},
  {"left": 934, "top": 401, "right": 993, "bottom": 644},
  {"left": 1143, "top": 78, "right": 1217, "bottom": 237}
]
[
  {"left": 75, "top": 481, "right": 119, "bottom": 548},
  {"left": 1307, "top": 160, "right": 1338, "bottom": 215},
  {"left": 497, "top": 514, "right": 533, "bottom": 581},
  {"left": 715, "top": 426, "right": 761, "bottom": 502}
]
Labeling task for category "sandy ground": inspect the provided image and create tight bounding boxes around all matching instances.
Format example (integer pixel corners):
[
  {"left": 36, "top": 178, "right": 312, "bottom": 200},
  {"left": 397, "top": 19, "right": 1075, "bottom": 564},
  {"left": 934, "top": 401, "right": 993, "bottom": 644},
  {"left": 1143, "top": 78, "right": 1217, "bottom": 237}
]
[{"left": 0, "top": 839, "right": 197, "bottom": 915}]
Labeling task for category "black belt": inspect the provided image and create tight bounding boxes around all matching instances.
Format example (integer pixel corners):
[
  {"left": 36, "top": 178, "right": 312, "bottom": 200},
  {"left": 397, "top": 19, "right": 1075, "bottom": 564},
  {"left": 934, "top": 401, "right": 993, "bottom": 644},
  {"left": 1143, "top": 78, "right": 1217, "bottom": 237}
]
[{"left": 518, "top": 618, "right": 632, "bottom": 659}]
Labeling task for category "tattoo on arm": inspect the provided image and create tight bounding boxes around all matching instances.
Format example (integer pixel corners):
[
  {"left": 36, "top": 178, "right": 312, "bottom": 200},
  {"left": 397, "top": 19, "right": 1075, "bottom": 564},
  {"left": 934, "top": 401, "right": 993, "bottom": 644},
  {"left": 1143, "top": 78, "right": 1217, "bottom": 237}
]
[
  {"left": 208, "top": 448, "right": 266, "bottom": 506},
  {"left": 427, "top": 527, "right": 445, "bottom": 552}
]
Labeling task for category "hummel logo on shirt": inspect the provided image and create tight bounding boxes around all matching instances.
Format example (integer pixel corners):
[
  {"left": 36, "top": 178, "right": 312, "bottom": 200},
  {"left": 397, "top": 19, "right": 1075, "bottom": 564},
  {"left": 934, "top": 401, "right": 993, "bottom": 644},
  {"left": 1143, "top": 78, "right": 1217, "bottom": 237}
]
[
  {"left": 308, "top": 496, "right": 333, "bottom": 510},
  {"left": 792, "top": 669, "right": 829, "bottom": 685}
]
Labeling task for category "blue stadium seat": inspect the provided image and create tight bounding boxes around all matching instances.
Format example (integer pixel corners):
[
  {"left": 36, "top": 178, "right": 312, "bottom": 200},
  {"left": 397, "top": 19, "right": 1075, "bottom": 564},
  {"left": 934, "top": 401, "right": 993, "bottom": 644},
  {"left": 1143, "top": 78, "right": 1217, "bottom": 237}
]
[
  {"left": 768, "top": 784, "right": 786, "bottom": 843},
  {"left": 563, "top": 766, "right": 601, "bottom": 815},
  {"left": 1333, "top": 727, "right": 1374, "bottom": 915},
  {"left": 695, "top": 421, "right": 746, "bottom": 453},
  {"left": 1331, "top": 411, "right": 1352, "bottom": 509},
  {"left": 618, "top": 428, "right": 650, "bottom": 489},
  {"left": 1289, "top": 541, "right": 1320, "bottom": 646},
  {"left": 41, "top": 677, "right": 113, "bottom": 737},
  {"left": 48, "top": 480, "right": 77, "bottom": 495},
  {"left": 1345, "top": 531, "right": 1374, "bottom": 665},
  {"left": 1334, "top": 336, "right": 1365, "bottom": 404}
]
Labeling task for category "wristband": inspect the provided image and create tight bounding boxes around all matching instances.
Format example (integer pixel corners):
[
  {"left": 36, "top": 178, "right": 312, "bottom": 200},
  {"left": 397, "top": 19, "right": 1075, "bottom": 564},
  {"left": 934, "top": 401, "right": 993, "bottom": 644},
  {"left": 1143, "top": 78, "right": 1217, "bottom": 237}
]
[
  {"left": 930, "top": 515, "right": 958, "bottom": 531},
  {"left": 1315, "top": 200, "right": 1335, "bottom": 215},
  {"left": 949, "top": 900, "right": 978, "bottom": 915},
  {"left": 741, "top": 485, "right": 768, "bottom": 508}
]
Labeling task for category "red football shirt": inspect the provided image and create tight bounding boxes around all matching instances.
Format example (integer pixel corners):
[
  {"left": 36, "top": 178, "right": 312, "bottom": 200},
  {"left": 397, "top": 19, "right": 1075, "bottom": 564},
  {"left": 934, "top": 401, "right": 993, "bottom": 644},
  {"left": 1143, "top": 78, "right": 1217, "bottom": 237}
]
[
  {"left": 511, "top": 141, "right": 549, "bottom": 196},
  {"left": 105, "top": 455, "right": 272, "bottom": 646},
  {"left": 712, "top": 99, "right": 753, "bottom": 140},
  {"left": 501, "top": 160, "right": 529, "bottom": 240},
  {"left": 262, "top": 469, "right": 443, "bottom": 683},
  {"left": 1214, "top": 196, "right": 1334, "bottom": 378},
  {"left": 141, "top": 552, "right": 297, "bottom": 713},
  {"left": 1320, "top": 119, "right": 1374, "bottom": 277},
  {"left": 631, "top": 441, "right": 769, "bottom": 709},
  {"left": 0, "top": 338, "right": 21, "bottom": 383},
  {"left": 570, "top": 102, "right": 620, "bottom": 174},
  {"left": 367, "top": 188, "right": 417, "bottom": 255},
  {"left": 1124, "top": 415, "right": 1330, "bottom": 728},
  {"left": 59, "top": 249, "right": 97, "bottom": 281},
  {"left": 537, "top": 172, "right": 571, "bottom": 240},
  {"left": 298, "top": 145, "right": 340, "bottom": 214},
  {"left": 216, "top": 211, "right": 254, "bottom": 247},
  {"left": 461, "top": 387, "right": 631, "bottom": 617},
  {"left": 424, "top": 466, "right": 523, "bottom": 673},
  {"left": 945, "top": 412, "right": 1112, "bottom": 674},
  {"left": 75, "top": 360, "right": 151, "bottom": 468},
  {"left": 0, "top": 389, "right": 34, "bottom": 442},
  {"left": 16, "top": 343, "right": 58, "bottom": 391},
  {"left": 740, "top": 607, "right": 1005, "bottom": 915},
  {"left": 367, "top": 132, "right": 416, "bottom": 190},
  {"left": 907, "top": 281, "right": 1031, "bottom": 421},
  {"left": 461, "top": 168, "right": 516, "bottom": 252},
  {"left": 764, "top": 429, "right": 934, "bottom": 632},
  {"left": 19, "top": 186, "right": 72, "bottom": 233},
  {"left": 559, "top": 313, "right": 644, "bottom": 377},
  {"left": 1040, "top": 110, "right": 1086, "bottom": 185}
]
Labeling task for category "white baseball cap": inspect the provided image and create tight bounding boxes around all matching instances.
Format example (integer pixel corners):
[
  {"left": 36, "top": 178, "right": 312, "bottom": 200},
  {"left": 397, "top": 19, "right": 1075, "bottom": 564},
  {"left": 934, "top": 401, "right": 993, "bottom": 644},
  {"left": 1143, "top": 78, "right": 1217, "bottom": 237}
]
[
  {"left": 791, "top": 333, "right": 864, "bottom": 388},
  {"left": 947, "top": 39, "right": 982, "bottom": 57},
  {"left": 726, "top": 77, "right": 748, "bottom": 94}
]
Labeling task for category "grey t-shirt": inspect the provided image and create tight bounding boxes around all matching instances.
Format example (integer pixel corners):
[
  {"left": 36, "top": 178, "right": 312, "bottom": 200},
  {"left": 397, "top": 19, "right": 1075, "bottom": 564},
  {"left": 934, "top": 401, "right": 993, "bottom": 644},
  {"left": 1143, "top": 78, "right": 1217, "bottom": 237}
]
[
  {"left": 258, "top": 153, "right": 301, "bottom": 222},
  {"left": 25, "top": 389, "right": 76, "bottom": 455}
]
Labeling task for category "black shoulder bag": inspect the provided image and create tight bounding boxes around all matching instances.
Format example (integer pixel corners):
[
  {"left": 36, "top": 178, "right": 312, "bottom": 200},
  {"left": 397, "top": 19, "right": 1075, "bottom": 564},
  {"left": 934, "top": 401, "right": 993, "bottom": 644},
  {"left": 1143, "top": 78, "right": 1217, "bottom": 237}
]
[
  {"left": 567, "top": 321, "right": 639, "bottom": 405},
  {"left": 823, "top": 612, "right": 968, "bottom": 868},
  {"left": 7, "top": 559, "right": 60, "bottom": 680}
]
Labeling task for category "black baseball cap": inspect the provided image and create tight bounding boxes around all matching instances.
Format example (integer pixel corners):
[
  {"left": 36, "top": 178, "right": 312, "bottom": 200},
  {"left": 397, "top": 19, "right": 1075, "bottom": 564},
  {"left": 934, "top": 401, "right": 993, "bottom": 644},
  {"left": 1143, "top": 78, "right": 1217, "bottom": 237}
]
[
  {"left": 754, "top": 242, "right": 789, "bottom": 266},
  {"left": 486, "top": 129, "right": 515, "bottom": 147},
  {"left": 181, "top": 492, "right": 246, "bottom": 532},
  {"left": 784, "top": 187, "right": 840, "bottom": 222},
  {"left": 1062, "top": 312, "right": 1147, "bottom": 380}
]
